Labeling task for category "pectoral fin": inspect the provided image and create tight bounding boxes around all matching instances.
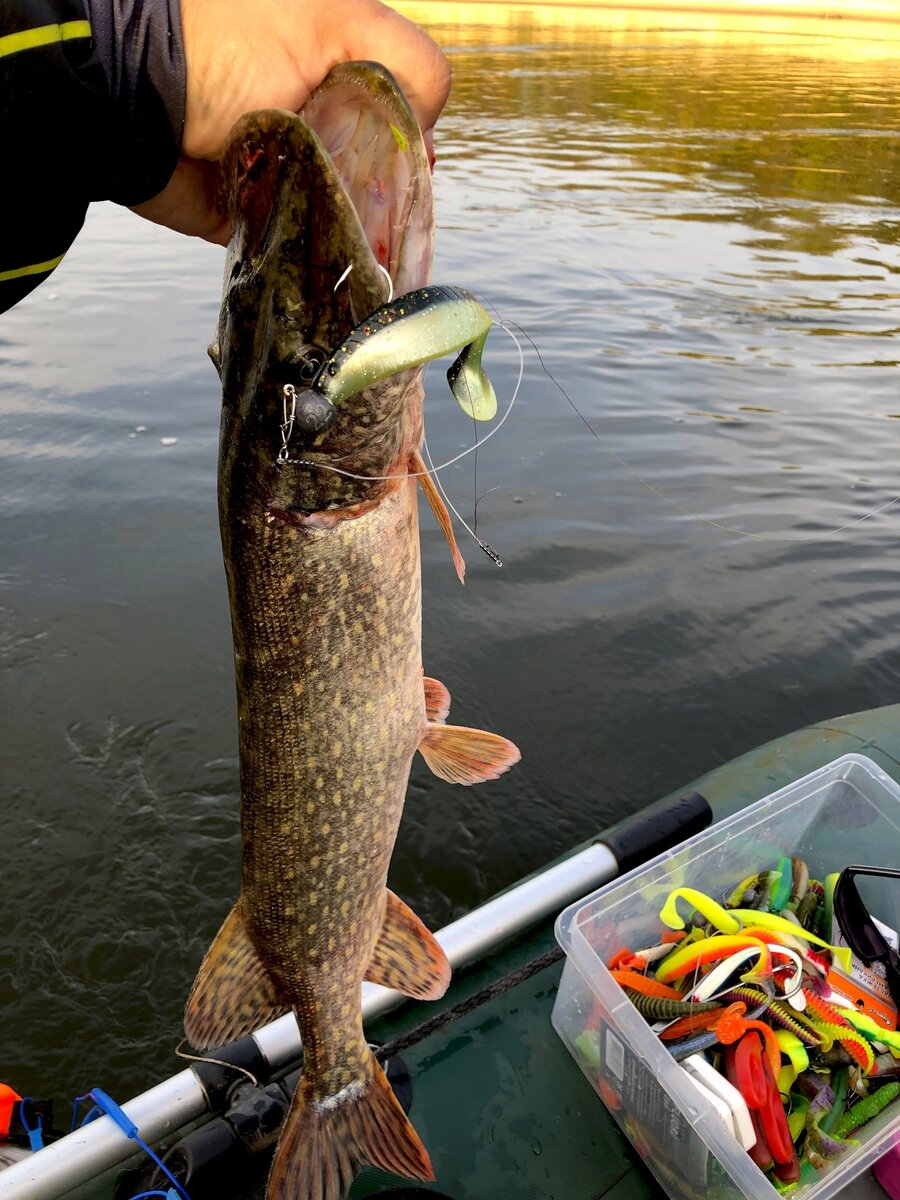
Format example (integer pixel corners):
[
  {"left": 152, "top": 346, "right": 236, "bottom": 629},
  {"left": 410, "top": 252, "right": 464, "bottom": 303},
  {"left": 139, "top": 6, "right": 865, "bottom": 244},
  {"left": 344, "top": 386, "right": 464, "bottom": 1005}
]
[
  {"left": 184, "top": 899, "right": 288, "bottom": 1051},
  {"left": 364, "top": 889, "right": 451, "bottom": 1000},
  {"left": 418, "top": 722, "right": 521, "bottom": 785},
  {"left": 411, "top": 450, "right": 465, "bottom": 584}
]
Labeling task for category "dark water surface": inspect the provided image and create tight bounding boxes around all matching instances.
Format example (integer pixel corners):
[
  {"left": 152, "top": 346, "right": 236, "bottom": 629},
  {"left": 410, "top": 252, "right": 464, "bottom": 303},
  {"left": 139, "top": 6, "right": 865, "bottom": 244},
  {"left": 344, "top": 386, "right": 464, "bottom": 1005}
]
[{"left": 2, "top": 5, "right": 900, "bottom": 1110}]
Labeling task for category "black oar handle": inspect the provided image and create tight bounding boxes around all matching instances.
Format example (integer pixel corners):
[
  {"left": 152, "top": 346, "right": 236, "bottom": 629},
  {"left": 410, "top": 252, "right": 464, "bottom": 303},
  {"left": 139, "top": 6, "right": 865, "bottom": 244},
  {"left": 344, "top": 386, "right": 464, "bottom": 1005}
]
[{"left": 596, "top": 791, "right": 712, "bottom": 876}]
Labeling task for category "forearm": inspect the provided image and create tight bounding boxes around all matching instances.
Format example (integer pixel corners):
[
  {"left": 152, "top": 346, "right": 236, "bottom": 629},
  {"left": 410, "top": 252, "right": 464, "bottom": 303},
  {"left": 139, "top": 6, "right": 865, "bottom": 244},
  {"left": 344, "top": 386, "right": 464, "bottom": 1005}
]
[{"left": 0, "top": 0, "right": 186, "bottom": 313}]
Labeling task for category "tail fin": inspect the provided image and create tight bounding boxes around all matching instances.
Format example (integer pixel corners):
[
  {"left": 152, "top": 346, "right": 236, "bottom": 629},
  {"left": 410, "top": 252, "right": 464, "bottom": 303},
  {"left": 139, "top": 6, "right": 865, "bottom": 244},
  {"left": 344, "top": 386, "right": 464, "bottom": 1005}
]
[{"left": 266, "top": 1049, "right": 434, "bottom": 1200}]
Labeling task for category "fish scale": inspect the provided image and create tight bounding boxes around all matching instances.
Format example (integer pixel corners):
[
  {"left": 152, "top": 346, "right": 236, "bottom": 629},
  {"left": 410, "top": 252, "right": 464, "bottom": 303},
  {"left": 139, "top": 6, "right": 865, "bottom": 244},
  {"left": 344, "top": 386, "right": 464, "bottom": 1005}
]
[{"left": 235, "top": 482, "right": 424, "bottom": 1003}]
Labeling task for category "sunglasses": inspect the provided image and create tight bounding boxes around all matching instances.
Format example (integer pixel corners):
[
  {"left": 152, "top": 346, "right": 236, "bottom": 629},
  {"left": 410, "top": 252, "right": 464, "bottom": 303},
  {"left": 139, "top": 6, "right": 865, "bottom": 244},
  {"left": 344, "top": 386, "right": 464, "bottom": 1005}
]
[{"left": 832, "top": 865, "right": 900, "bottom": 1012}]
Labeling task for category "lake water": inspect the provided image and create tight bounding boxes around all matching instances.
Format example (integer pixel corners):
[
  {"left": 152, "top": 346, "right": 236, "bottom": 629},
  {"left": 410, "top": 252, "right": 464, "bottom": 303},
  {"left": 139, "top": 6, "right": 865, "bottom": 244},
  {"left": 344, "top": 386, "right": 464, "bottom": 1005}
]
[{"left": 2, "top": 3, "right": 900, "bottom": 1114}]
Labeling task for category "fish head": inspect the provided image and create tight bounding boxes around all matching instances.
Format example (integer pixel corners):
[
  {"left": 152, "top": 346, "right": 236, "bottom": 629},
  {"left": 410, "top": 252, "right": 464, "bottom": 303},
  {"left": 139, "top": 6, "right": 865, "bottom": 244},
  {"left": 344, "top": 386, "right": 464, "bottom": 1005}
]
[{"left": 215, "top": 62, "right": 434, "bottom": 512}]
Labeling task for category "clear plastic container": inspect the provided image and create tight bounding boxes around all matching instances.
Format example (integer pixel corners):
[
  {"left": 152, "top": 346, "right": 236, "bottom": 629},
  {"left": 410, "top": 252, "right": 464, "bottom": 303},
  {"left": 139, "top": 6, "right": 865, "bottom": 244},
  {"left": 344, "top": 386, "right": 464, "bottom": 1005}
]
[{"left": 551, "top": 753, "right": 900, "bottom": 1200}]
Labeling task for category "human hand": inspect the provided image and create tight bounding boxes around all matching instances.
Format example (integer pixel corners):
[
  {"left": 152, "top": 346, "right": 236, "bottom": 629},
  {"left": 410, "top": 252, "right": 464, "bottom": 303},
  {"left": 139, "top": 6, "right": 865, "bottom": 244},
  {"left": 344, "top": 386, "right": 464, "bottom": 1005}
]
[{"left": 131, "top": 0, "right": 450, "bottom": 244}]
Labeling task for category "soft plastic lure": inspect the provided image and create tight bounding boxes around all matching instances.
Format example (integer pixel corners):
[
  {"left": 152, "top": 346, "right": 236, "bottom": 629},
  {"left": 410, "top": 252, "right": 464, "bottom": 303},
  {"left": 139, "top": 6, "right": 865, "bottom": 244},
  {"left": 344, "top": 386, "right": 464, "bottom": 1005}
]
[
  {"left": 659, "top": 1001, "right": 747, "bottom": 1042},
  {"left": 775, "top": 1030, "right": 810, "bottom": 1092},
  {"left": 834, "top": 1082, "right": 900, "bottom": 1137},
  {"left": 799, "top": 1073, "right": 853, "bottom": 1170},
  {"left": 728, "top": 911, "right": 853, "bottom": 973},
  {"left": 659, "top": 887, "right": 742, "bottom": 933},
  {"left": 726, "top": 872, "right": 766, "bottom": 910},
  {"left": 659, "top": 887, "right": 853, "bottom": 972},
  {"left": 687, "top": 943, "right": 805, "bottom": 1007},
  {"left": 801, "top": 990, "right": 875, "bottom": 1071},
  {"left": 768, "top": 857, "right": 794, "bottom": 912},
  {"left": 625, "top": 991, "right": 722, "bottom": 1021},
  {"left": 666, "top": 995, "right": 772, "bottom": 1060},
  {"left": 840, "top": 1007, "right": 900, "bottom": 1053},
  {"left": 788, "top": 1094, "right": 810, "bottom": 1143},
  {"left": 609, "top": 969, "right": 686, "bottom": 999},
  {"left": 821, "top": 1067, "right": 849, "bottom": 1138},
  {"left": 287, "top": 285, "right": 498, "bottom": 433},
  {"left": 720, "top": 985, "right": 824, "bottom": 1046},
  {"left": 655, "top": 935, "right": 773, "bottom": 985},
  {"left": 725, "top": 1033, "right": 794, "bottom": 1168},
  {"left": 796, "top": 886, "right": 822, "bottom": 931},
  {"left": 787, "top": 858, "right": 810, "bottom": 912}
]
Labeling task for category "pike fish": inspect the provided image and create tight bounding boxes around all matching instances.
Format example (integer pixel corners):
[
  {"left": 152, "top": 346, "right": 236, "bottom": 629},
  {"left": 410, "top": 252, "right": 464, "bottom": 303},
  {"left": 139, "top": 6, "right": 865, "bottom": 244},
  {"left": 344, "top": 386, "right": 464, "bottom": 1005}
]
[{"left": 184, "top": 62, "right": 520, "bottom": 1200}]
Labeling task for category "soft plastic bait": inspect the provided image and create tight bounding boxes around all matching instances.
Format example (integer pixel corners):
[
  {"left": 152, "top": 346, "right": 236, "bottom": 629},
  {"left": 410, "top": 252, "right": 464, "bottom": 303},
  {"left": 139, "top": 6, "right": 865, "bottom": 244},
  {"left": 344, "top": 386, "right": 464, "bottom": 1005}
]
[
  {"left": 286, "top": 285, "right": 498, "bottom": 434},
  {"left": 834, "top": 1082, "right": 900, "bottom": 1137},
  {"left": 655, "top": 936, "right": 771, "bottom": 985}
]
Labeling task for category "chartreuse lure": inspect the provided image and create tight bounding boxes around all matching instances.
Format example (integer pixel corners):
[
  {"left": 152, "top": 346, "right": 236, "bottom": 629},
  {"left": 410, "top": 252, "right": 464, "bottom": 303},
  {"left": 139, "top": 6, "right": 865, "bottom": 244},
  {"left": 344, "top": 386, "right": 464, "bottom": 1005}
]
[
  {"left": 658, "top": 887, "right": 853, "bottom": 972},
  {"left": 834, "top": 1083, "right": 900, "bottom": 1138},
  {"left": 776, "top": 1030, "right": 810, "bottom": 1093},
  {"left": 659, "top": 888, "right": 742, "bottom": 933},
  {"left": 788, "top": 1094, "right": 810, "bottom": 1142},
  {"left": 730, "top": 912, "right": 852, "bottom": 972},
  {"left": 841, "top": 1008, "right": 900, "bottom": 1054},
  {"left": 290, "top": 286, "right": 498, "bottom": 434}
]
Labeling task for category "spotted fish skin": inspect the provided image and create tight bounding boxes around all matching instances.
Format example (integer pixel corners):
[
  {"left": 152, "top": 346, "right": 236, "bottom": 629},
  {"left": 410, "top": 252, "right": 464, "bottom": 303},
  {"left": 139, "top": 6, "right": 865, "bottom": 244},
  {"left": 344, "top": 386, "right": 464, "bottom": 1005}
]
[
  {"left": 237, "top": 478, "right": 424, "bottom": 1098},
  {"left": 184, "top": 64, "right": 519, "bottom": 1200}
]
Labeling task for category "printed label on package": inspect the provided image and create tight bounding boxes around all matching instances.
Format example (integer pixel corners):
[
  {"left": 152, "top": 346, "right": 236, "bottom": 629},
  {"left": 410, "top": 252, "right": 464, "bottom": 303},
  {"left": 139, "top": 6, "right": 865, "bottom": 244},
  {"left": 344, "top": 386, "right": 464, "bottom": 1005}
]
[{"left": 597, "top": 1018, "right": 711, "bottom": 1200}]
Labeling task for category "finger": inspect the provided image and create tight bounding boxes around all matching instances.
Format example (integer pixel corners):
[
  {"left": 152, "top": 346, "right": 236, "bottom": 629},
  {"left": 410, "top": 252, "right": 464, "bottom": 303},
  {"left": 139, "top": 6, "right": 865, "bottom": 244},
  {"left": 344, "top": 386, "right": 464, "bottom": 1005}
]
[
  {"left": 130, "top": 156, "right": 230, "bottom": 245},
  {"left": 330, "top": 0, "right": 451, "bottom": 133}
]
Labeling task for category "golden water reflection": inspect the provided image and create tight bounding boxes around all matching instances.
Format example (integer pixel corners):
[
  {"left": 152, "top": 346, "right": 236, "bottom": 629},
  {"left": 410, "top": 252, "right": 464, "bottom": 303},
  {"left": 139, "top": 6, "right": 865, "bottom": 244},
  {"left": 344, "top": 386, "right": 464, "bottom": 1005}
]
[
  {"left": 404, "top": 4, "right": 900, "bottom": 255},
  {"left": 394, "top": 2, "right": 900, "bottom": 535}
]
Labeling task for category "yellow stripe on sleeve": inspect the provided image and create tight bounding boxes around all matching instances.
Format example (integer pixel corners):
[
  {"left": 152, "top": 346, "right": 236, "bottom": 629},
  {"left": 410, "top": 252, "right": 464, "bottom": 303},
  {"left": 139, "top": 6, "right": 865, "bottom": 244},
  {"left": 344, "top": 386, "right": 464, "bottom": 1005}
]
[
  {"left": 0, "top": 254, "right": 65, "bottom": 283},
  {"left": 0, "top": 20, "right": 91, "bottom": 61}
]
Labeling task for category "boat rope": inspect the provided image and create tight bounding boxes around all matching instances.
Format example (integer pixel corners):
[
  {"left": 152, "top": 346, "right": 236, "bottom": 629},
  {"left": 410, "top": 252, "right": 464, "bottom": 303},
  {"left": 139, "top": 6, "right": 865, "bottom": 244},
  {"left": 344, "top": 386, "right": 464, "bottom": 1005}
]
[{"left": 375, "top": 944, "right": 565, "bottom": 1064}]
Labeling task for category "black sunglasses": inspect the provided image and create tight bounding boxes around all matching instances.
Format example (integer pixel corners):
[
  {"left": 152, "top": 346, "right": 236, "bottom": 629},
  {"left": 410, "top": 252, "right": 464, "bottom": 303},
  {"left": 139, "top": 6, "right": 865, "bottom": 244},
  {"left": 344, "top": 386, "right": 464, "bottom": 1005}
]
[{"left": 832, "top": 865, "right": 900, "bottom": 1012}]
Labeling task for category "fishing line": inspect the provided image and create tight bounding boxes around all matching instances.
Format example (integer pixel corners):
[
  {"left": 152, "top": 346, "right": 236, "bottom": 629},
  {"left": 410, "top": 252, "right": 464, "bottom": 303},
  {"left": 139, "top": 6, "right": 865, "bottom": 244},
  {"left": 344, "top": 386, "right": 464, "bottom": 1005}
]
[
  {"left": 474, "top": 486, "right": 503, "bottom": 534},
  {"left": 279, "top": 326, "right": 523, "bottom": 564},
  {"left": 280, "top": 321, "right": 524, "bottom": 486},
  {"left": 422, "top": 431, "right": 502, "bottom": 565},
  {"left": 173, "top": 1040, "right": 259, "bottom": 1087},
  {"left": 281, "top": 291, "right": 897, "bottom": 544},
  {"left": 471, "top": 398, "right": 480, "bottom": 536},
  {"left": 332, "top": 261, "right": 394, "bottom": 302},
  {"left": 423, "top": 333, "right": 503, "bottom": 563},
  {"left": 498, "top": 315, "right": 900, "bottom": 543}
]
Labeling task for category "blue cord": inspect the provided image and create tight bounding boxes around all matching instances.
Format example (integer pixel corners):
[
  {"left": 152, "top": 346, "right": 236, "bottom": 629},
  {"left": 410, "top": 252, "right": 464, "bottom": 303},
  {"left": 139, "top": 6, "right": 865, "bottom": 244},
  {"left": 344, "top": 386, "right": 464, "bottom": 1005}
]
[
  {"left": 70, "top": 1090, "right": 190, "bottom": 1200},
  {"left": 126, "top": 1192, "right": 179, "bottom": 1200},
  {"left": 17, "top": 1099, "right": 44, "bottom": 1152}
]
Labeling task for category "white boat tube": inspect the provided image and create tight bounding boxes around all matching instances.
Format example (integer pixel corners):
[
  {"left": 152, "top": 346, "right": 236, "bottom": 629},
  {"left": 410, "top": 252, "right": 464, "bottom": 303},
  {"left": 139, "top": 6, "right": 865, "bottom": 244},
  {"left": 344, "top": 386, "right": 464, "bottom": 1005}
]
[{"left": 0, "top": 790, "right": 709, "bottom": 1199}]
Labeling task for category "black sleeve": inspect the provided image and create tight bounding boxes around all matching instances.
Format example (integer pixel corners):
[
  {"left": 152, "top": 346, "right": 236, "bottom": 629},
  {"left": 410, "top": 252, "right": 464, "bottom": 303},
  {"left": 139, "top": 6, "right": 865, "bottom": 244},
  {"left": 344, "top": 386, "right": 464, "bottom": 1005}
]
[{"left": 0, "top": 0, "right": 185, "bottom": 314}]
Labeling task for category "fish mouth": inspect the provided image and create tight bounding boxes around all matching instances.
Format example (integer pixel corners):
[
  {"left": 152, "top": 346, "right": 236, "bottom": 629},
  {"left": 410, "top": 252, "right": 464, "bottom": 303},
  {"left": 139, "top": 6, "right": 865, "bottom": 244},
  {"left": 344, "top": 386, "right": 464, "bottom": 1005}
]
[{"left": 215, "top": 62, "right": 434, "bottom": 512}]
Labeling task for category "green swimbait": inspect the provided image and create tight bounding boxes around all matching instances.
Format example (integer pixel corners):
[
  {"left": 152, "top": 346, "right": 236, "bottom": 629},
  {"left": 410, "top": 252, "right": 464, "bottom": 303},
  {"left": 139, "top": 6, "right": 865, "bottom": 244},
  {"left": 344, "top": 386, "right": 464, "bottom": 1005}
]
[{"left": 286, "top": 285, "right": 497, "bottom": 434}]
